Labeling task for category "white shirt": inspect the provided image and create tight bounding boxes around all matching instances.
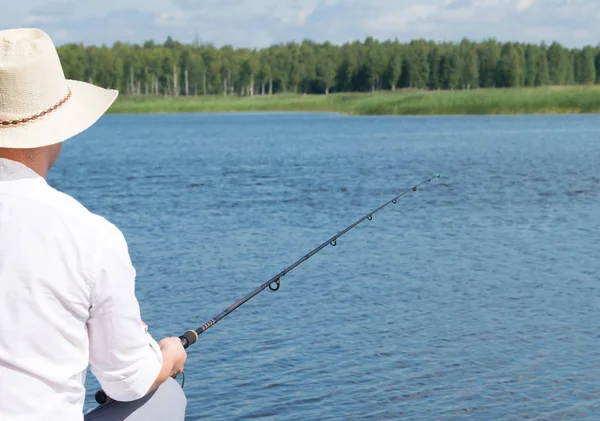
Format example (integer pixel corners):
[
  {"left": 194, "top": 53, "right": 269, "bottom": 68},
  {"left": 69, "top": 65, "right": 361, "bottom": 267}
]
[{"left": 0, "top": 158, "right": 163, "bottom": 421}]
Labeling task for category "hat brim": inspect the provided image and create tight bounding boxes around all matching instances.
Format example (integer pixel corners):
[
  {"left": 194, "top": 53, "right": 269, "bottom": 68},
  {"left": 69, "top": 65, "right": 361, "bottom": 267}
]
[{"left": 0, "top": 80, "right": 118, "bottom": 149}]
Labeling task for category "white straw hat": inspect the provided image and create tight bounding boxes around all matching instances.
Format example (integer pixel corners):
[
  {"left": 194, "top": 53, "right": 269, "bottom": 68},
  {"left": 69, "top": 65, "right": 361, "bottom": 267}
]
[{"left": 0, "top": 28, "right": 118, "bottom": 149}]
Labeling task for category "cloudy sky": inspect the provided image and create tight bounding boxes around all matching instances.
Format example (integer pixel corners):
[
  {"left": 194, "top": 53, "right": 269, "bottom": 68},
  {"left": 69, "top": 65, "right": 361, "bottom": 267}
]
[{"left": 3, "top": 0, "right": 599, "bottom": 48}]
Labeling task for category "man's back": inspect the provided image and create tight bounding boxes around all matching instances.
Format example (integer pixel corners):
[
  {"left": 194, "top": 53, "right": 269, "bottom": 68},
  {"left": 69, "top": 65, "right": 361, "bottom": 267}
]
[
  {"left": 0, "top": 28, "right": 188, "bottom": 421},
  {"left": 0, "top": 158, "right": 162, "bottom": 420}
]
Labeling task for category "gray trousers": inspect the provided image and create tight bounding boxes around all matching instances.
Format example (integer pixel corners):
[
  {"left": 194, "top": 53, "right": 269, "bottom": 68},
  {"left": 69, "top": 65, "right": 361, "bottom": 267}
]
[{"left": 83, "top": 378, "right": 187, "bottom": 421}]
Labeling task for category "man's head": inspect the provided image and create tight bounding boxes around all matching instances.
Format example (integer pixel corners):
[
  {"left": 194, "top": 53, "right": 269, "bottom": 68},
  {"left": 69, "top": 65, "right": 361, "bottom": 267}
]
[{"left": 0, "top": 28, "right": 119, "bottom": 178}]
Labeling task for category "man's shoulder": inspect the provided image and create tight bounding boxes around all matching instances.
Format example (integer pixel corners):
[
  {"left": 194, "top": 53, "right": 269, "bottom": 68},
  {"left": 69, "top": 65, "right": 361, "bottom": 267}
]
[{"left": 42, "top": 184, "right": 121, "bottom": 236}]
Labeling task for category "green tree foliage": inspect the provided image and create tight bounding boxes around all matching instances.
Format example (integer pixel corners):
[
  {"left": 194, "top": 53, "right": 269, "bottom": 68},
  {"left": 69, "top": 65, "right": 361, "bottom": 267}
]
[
  {"left": 335, "top": 43, "right": 358, "bottom": 92},
  {"left": 478, "top": 39, "right": 501, "bottom": 88},
  {"left": 596, "top": 51, "right": 600, "bottom": 84},
  {"left": 575, "top": 46, "right": 597, "bottom": 84},
  {"left": 56, "top": 36, "right": 600, "bottom": 96},
  {"left": 427, "top": 45, "right": 442, "bottom": 90},
  {"left": 497, "top": 43, "right": 522, "bottom": 88},
  {"left": 399, "top": 40, "right": 430, "bottom": 89},
  {"left": 524, "top": 45, "right": 538, "bottom": 87},
  {"left": 459, "top": 39, "right": 479, "bottom": 89},
  {"left": 439, "top": 47, "right": 461, "bottom": 90},
  {"left": 241, "top": 50, "right": 260, "bottom": 96},
  {"left": 535, "top": 43, "right": 550, "bottom": 86},
  {"left": 316, "top": 42, "right": 338, "bottom": 95},
  {"left": 547, "top": 42, "right": 571, "bottom": 85}
]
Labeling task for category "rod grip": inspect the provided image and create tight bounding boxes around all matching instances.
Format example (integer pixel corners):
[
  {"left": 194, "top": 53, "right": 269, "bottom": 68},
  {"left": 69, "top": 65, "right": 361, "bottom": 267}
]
[{"left": 179, "top": 330, "right": 198, "bottom": 349}]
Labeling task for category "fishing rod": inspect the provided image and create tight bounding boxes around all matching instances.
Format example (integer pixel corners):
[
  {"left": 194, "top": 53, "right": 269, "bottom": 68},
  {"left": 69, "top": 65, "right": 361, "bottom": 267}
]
[{"left": 95, "top": 173, "right": 440, "bottom": 405}]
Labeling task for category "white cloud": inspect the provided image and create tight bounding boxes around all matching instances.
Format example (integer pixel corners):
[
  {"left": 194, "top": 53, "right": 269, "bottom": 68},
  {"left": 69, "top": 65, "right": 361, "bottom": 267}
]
[
  {"left": 23, "top": 15, "right": 55, "bottom": 24},
  {"left": 362, "top": 4, "right": 439, "bottom": 31},
  {"left": 524, "top": 25, "right": 565, "bottom": 39},
  {"left": 515, "top": 0, "right": 535, "bottom": 12},
  {"left": 440, "top": 6, "right": 478, "bottom": 22},
  {"left": 155, "top": 10, "right": 184, "bottom": 26},
  {"left": 360, "top": 0, "right": 599, "bottom": 46},
  {"left": 471, "top": 0, "right": 501, "bottom": 6},
  {"left": 51, "top": 29, "right": 73, "bottom": 42},
  {"left": 2, "top": 0, "right": 599, "bottom": 48},
  {"left": 297, "top": 7, "right": 316, "bottom": 25}
]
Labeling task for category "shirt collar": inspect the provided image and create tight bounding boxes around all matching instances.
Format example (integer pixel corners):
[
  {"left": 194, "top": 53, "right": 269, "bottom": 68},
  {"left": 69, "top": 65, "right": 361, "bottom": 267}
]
[{"left": 0, "top": 158, "right": 44, "bottom": 182}]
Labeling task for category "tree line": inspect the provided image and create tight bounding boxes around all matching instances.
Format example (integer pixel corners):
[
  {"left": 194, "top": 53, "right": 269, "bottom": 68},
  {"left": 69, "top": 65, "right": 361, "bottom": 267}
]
[{"left": 56, "top": 37, "right": 600, "bottom": 96}]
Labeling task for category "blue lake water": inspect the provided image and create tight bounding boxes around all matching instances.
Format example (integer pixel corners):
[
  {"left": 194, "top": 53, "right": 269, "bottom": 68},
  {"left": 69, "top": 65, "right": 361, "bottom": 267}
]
[{"left": 48, "top": 112, "right": 600, "bottom": 420}]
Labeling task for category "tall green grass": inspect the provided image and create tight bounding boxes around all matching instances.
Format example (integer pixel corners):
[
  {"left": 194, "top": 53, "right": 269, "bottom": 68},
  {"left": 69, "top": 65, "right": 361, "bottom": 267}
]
[{"left": 107, "top": 86, "right": 600, "bottom": 116}]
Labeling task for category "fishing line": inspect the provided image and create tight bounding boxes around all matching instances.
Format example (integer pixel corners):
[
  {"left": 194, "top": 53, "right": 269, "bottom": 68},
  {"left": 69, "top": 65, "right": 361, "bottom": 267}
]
[{"left": 95, "top": 173, "right": 441, "bottom": 405}]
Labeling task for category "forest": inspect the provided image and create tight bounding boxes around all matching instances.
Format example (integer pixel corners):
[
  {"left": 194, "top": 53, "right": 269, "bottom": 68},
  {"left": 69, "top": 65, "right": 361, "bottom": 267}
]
[{"left": 56, "top": 36, "right": 600, "bottom": 97}]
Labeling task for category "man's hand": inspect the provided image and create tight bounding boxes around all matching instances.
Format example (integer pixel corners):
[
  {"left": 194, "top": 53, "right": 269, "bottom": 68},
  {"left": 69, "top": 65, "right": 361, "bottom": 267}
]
[
  {"left": 146, "top": 337, "right": 187, "bottom": 394},
  {"left": 158, "top": 337, "right": 187, "bottom": 377}
]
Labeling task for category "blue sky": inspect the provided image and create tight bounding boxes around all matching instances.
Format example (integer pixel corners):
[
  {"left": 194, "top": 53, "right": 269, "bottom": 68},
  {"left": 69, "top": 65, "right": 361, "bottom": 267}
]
[{"left": 3, "top": 0, "right": 599, "bottom": 48}]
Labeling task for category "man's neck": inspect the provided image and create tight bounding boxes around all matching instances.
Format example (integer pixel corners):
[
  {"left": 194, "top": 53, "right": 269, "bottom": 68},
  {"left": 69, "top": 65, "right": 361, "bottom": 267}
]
[{"left": 0, "top": 151, "right": 49, "bottom": 179}]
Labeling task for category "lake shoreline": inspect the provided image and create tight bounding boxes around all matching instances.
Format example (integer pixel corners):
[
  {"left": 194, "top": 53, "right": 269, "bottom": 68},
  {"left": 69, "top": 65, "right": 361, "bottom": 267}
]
[{"left": 106, "top": 86, "right": 600, "bottom": 116}]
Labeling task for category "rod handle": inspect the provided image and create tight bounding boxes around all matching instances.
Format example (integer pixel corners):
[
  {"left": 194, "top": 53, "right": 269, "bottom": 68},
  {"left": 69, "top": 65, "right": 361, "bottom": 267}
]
[{"left": 179, "top": 330, "right": 198, "bottom": 349}]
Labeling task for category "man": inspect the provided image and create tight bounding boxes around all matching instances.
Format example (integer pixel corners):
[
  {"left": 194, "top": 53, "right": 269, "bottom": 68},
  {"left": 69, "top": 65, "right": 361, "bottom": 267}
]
[{"left": 0, "top": 28, "right": 188, "bottom": 420}]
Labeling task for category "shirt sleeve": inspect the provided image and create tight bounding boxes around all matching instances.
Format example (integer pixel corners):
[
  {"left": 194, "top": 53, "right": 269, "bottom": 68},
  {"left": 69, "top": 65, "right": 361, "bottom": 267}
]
[{"left": 87, "top": 222, "right": 163, "bottom": 402}]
